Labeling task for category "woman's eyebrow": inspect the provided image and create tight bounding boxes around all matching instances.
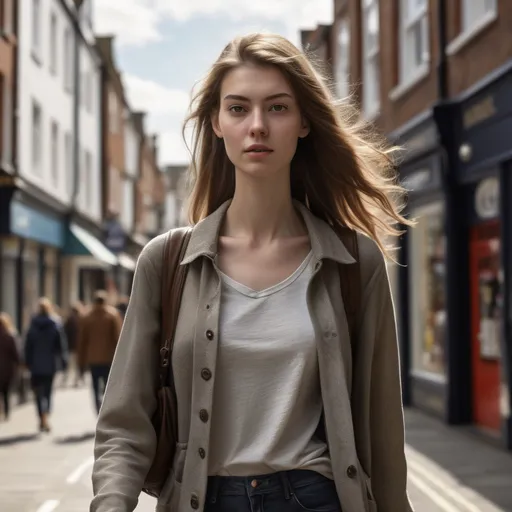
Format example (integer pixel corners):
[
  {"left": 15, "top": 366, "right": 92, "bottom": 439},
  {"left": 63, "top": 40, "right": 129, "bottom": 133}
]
[{"left": 223, "top": 92, "right": 294, "bottom": 101}]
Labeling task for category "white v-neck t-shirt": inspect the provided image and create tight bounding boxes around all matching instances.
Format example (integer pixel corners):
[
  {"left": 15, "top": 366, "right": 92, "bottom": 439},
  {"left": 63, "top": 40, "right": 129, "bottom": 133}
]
[{"left": 208, "top": 251, "right": 333, "bottom": 479}]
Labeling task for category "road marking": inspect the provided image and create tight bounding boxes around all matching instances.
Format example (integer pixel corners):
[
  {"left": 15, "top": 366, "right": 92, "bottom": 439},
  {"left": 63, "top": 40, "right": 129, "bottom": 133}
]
[
  {"left": 408, "top": 471, "right": 460, "bottom": 512},
  {"left": 36, "top": 500, "right": 60, "bottom": 512},
  {"left": 407, "top": 446, "right": 505, "bottom": 512},
  {"left": 66, "top": 456, "right": 94, "bottom": 485}
]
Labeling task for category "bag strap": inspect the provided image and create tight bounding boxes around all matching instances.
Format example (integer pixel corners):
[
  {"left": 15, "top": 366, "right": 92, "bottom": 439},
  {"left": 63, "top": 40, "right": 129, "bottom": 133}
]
[
  {"left": 159, "top": 227, "right": 192, "bottom": 389},
  {"left": 335, "top": 227, "right": 361, "bottom": 348}
]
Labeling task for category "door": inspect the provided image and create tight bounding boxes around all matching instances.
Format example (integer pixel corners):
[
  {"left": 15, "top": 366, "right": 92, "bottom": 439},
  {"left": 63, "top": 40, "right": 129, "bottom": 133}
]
[{"left": 470, "top": 221, "right": 502, "bottom": 432}]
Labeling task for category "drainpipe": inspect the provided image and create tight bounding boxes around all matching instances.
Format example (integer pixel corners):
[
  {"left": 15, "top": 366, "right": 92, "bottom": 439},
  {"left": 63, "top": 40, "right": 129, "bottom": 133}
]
[{"left": 436, "top": 0, "right": 448, "bottom": 101}]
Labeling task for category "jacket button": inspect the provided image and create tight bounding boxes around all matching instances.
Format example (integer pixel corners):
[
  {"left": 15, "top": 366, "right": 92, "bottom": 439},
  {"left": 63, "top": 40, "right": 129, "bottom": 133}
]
[
  {"left": 199, "top": 409, "right": 209, "bottom": 422},
  {"left": 198, "top": 447, "right": 206, "bottom": 459},
  {"left": 201, "top": 368, "right": 212, "bottom": 381},
  {"left": 347, "top": 465, "right": 358, "bottom": 478},
  {"left": 190, "top": 494, "right": 200, "bottom": 509},
  {"left": 206, "top": 329, "right": 214, "bottom": 340}
]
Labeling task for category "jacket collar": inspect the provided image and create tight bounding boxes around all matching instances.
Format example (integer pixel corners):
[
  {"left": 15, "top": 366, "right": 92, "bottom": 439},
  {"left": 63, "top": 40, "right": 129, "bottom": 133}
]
[{"left": 181, "top": 199, "right": 356, "bottom": 265}]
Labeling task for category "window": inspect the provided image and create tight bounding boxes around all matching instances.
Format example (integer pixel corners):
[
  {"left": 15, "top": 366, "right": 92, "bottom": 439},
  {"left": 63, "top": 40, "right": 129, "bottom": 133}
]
[
  {"left": 50, "top": 12, "right": 57, "bottom": 75},
  {"left": 109, "top": 90, "right": 118, "bottom": 133},
  {"left": 361, "top": 0, "right": 380, "bottom": 116},
  {"left": 409, "top": 202, "right": 447, "bottom": 379},
  {"left": 335, "top": 18, "right": 350, "bottom": 99},
  {"left": 400, "top": 0, "right": 429, "bottom": 82},
  {"left": 64, "top": 132, "right": 72, "bottom": 194},
  {"left": 462, "top": 0, "right": 497, "bottom": 32},
  {"left": 51, "top": 120, "right": 59, "bottom": 184},
  {"left": 1, "top": 75, "right": 13, "bottom": 167},
  {"left": 31, "top": 100, "right": 42, "bottom": 173},
  {"left": 64, "top": 28, "right": 73, "bottom": 91},
  {"left": 31, "top": 0, "right": 42, "bottom": 60},
  {"left": 1, "top": 0, "right": 14, "bottom": 35},
  {"left": 85, "top": 150, "right": 92, "bottom": 206}
]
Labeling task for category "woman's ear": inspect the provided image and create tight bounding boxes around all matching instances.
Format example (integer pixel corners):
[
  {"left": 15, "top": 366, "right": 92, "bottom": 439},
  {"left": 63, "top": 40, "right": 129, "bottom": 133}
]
[
  {"left": 299, "top": 117, "right": 310, "bottom": 139},
  {"left": 211, "top": 111, "right": 222, "bottom": 138}
]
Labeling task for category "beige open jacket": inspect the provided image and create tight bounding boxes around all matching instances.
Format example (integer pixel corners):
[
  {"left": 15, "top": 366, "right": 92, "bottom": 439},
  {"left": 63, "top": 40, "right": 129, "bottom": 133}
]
[{"left": 91, "top": 200, "right": 414, "bottom": 512}]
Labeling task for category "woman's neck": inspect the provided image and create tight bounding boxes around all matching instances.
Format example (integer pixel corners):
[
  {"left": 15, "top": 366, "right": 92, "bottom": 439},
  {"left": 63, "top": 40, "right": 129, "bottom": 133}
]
[{"left": 223, "top": 170, "right": 307, "bottom": 244}]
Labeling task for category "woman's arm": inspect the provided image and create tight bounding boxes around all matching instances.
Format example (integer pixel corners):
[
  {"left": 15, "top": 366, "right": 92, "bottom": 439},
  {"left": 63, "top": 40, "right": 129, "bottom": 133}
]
[
  {"left": 360, "top": 258, "right": 414, "bottom": 512},
  {"left": 90, "top": 237, "right": 164, "bottom": 512}
]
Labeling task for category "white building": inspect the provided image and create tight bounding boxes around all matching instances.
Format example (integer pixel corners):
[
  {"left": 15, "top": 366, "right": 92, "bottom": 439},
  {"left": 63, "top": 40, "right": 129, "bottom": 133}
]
[
  {"left": 75, "top": 0, "right": 102, "bottom": 222},
  {"left": 17, "top": 0, "right": 75, "bottom": 203},
  {"left": 122, "top": 109, "right": 139, "bottom": 234}
]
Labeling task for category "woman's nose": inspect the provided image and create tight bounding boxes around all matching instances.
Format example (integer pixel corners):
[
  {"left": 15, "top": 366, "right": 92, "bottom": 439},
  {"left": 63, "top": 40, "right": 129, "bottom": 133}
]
[{"left": 249, "top": 110, "right": 268, "bottom": 136}]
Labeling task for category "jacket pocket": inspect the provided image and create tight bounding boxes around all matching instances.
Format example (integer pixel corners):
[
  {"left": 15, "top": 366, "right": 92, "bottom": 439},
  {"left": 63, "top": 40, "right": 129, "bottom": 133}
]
[
  {"left": 359, "top": 465, "right": 377, "bottom": 512},
  {"left": 157, "top": 442, "right": 187, "bottom": 506}
]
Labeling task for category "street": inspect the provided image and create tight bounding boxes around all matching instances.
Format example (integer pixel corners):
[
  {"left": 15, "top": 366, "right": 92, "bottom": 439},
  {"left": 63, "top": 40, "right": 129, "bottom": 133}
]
[{"left": 0, "top": 384, "right": 511, "bottom": 512}]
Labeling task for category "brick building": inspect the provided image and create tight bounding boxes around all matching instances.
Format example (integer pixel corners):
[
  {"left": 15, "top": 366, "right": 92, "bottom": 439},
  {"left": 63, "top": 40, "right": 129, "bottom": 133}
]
[{"left": 311, "top": 0, "right": 512, "bottom": 449}]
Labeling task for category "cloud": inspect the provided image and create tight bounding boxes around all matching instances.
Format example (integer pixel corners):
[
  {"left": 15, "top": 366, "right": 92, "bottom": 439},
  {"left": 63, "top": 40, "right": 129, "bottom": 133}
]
[
  {"left": 122, "top": 74, "right": 190, "bottom": 116},
  {"left": 95, "top": 0, "right": 333, "bottom": 47}
]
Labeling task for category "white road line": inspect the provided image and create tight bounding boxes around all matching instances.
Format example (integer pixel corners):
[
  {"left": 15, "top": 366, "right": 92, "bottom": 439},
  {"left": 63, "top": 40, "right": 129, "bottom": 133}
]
[
  {"left": 408, "top": 472, "right": 461, "bottom": 512},
  {"left": 407, "top": 446, "right": 505, "bottom": 512},
  {"left": 35, "top": 500, "right": 60, "bottom": 512},
  {"left": 66, "top": 455, "right": 94, "bottom": 485}
]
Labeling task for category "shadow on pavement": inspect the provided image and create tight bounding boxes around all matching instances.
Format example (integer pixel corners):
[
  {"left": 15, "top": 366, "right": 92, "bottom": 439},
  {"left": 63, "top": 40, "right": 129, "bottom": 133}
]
[
  {"left": 53, "top": 431, "right": 96, "bottom": 445},
  {"left": 405, "top": 407, "right": 512, "bottom": 511},
  {"left": 0, "top": 433, "right": 41, "bottom": 446}
]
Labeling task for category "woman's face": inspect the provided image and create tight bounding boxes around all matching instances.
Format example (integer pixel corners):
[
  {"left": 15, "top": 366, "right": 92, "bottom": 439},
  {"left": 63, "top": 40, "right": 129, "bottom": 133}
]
[{"left": 212, "top": 63, "right": 309, "bottom": 179}]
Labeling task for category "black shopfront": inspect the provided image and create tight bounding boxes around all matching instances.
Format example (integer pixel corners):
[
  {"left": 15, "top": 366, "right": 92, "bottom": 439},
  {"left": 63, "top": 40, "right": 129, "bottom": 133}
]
[{"left": 395, "top": 61, "right": 512, "bottom": 449}]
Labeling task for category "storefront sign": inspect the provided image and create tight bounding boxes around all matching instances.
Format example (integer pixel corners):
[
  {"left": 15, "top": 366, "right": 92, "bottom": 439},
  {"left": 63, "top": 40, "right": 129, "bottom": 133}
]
[
  {"left": 463, "top": 95, "right": 497, "bottom": 130},
  {"left": 475, "top": 177, "right": 500, "bottom": 220},
  {"left": 104, "top": 219, "right": 126, "bottom": 253},
  {"left": 9, "top": 200, "right": 65, "bottom": 248}
]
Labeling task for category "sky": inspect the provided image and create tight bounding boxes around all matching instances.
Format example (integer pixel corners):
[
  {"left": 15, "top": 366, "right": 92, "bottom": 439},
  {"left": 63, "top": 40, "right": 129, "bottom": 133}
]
[{"left": 93, "top": 0, "right": 333, "bottom": 165}]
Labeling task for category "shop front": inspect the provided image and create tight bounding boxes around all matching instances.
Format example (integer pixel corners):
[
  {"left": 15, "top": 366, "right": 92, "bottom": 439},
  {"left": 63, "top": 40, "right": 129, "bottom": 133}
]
[
  {"left": 0, "top": 187, "right": 65, "bottom": 332},
  {"left": 452, "top": 61, "right": 512, "bottom": 447},
  {"left": 390, "top": 111, "right": 447, "bottom": 417}
]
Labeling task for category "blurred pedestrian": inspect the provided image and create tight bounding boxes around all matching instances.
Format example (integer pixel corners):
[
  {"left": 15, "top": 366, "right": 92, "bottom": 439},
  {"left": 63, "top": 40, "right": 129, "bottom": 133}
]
[
  {"left": 63, "top": 302, "right": 84, "bottom": 388},
  {"left": 90, "top": 33, "right": 414, "bottom": 512},
  {"left": 0, "top": 312, "right": 21, "bottom": 421},
  {"left": 24, "top": 297, "right": 68, "bottom": 432},
  {"left": 115, "top": 295, "right": 129, "bottom": 321},
  {"left": 77, "top": 290, "right": 122, "bottom": 415}
]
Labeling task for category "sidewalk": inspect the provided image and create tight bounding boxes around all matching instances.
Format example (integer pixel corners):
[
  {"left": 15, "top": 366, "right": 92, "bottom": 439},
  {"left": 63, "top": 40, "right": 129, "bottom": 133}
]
[{"left": 404, "top": 407, "right": 512, "bottom": 511}]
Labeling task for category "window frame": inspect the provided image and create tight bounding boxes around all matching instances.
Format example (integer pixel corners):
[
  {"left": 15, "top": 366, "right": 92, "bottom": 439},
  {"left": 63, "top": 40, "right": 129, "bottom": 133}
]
[
  {"left": 49, "top": 11, "right": 58, "bottom": 75},
  {"left": 31, "top": 99, "right": 43, "bottom": 173},
  {"left": 361, "top": 0, "right": 381, "bottom": 117},
  {"left": 335, "top": 17, "right": 350, "bottom": 100},
  {"left": 461, "top": 0, "right": 497, "bottom": 33},
  {"left": 50, "top": 120, "right": 59, "bottom": 185},
  {"left": 31, "top": 0, "right": 42, "bottom": 63}
]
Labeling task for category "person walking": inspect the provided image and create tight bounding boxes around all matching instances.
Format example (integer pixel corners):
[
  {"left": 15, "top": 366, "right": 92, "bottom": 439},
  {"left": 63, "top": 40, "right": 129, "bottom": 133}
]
[
  {"left": 0, "top": 313, "right": 21, "bottom": 421},
  {"left": 24, "top": 298, "right": 68, "bottom": 432},
  {"left": 63, "top": 302, "right": 84, "bottom": 388},
  {"left": 90, "top": 33, "right": 414, "bottom": 512},
  {"left": 77, "top": 290, "right": 122, "bottom": 415}
]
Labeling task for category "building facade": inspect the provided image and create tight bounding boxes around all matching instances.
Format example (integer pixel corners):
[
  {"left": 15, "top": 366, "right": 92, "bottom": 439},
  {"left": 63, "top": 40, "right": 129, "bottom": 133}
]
[{"left": 325, "top": 0, "right": 512, "bottom": 449}]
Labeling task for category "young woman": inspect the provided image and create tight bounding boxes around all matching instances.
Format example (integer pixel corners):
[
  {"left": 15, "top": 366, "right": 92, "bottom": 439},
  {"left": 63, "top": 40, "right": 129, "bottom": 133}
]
[
  {"left": 0, "top": 313, "right": 20, "bottom": 421},
  {"left": 91, "top": 33, "right": 414, "bottom": 512},
  {"left": 24, "top": 297, "right": 68, "bottom": 432}
]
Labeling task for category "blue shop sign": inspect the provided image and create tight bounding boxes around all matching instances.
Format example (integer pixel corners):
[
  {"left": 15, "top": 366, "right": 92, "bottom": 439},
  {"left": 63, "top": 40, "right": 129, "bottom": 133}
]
[
  {"left": 104, "top": 219, "right": 126, "bottom": 253},
  {"left": 9, "top": 200, "right": 65, "bottom": 248}
]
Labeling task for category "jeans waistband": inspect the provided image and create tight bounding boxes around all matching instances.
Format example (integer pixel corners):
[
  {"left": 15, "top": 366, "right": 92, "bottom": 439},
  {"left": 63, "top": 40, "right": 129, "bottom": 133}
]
[{"left": 206, "top": 469, "right": 329, "bottom": 504}]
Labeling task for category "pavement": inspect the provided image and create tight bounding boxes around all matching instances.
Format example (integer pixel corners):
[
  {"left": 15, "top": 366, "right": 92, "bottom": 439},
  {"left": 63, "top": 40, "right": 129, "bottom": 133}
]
[{"left": 0, "top": 383, "right": 511, "bottom": 512}]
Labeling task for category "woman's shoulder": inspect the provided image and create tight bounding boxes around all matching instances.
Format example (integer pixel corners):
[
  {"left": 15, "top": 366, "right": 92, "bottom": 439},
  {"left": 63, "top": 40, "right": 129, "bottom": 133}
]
[
  {"left": 136, "top": 230, "right": 176, "bottom": 276},
  {"left": 354, "top": 232, "right": 388, "bottom": 288}
]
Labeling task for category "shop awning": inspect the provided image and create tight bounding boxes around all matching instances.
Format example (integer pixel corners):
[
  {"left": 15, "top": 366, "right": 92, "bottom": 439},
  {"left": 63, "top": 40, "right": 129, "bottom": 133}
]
[
  {"left": 65, "top": 223, "right": 118, "bottom": 266},
  {"left": 117, "top": 253, "right": 136, "bottom": 271}
]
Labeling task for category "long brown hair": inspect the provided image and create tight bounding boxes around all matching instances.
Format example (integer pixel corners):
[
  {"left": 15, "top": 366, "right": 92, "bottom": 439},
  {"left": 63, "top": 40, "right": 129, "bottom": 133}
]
[{"left": 183, "top": 33, "right": 411, "bottom": 256}]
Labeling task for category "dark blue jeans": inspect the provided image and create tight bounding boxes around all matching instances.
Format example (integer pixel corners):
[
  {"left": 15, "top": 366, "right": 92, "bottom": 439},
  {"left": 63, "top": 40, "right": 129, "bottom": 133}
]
[
  {"left": 90, "top": 364, "right": 111, "bottom": 414},
  {"left": 204, "top": 469, "right": 342, "bottom": 512}
]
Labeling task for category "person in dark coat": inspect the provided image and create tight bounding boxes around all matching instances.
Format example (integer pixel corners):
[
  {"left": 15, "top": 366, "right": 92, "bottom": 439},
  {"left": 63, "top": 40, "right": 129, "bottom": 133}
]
[
  {"left": 24, "top": 297, "right": 68, "bottom": 432},
  {"left": 63, "top": 302, "right": 83, "bottom": 387},
  {"left": 0, "top": 313, "right": 20, "bottom": 421}
]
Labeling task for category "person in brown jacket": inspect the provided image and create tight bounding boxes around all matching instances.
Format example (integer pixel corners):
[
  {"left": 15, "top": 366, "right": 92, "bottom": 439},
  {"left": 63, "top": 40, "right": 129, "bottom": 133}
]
[{"left": 77, "top": 291, "right": 122, "bottom": 414}]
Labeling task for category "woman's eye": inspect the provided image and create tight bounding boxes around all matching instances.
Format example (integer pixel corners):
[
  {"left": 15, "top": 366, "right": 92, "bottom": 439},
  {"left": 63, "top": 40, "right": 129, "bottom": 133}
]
[
  {"left": 270, "top": 104, "right": 288, "bottom": 112},
  {"left": 229, "top": 105, "right": 245, "bottom": 113}
]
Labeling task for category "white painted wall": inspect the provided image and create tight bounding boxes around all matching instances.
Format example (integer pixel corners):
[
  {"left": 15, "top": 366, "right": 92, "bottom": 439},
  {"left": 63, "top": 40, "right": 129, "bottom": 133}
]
[
  {"left": 76, "top": 40, "right": 102, "bottom": 222},
  {"left": 120, "top": 116, "right": 139, "bottom": 232},
  {"left": 17, "top": 0, "right": 75, "bottom": 204}
]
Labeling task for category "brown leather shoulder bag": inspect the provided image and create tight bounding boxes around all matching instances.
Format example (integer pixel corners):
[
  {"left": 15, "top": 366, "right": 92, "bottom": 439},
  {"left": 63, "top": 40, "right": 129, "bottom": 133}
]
[{"left": 142, "top": 227, "right": 192, "bottom": 498}]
